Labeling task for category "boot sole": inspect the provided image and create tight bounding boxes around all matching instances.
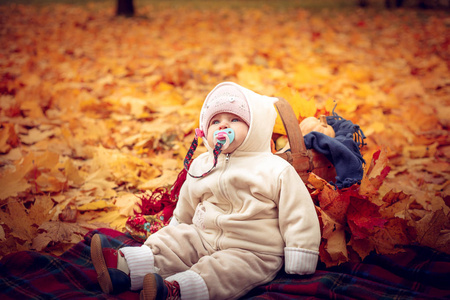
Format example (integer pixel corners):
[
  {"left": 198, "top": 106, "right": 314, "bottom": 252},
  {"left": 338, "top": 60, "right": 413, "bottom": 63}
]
[
  {"left": 91, "top": 234, "right": 113, "bottom": 294},
  {"left": 140, "top": 273, "right": 158, "bottom": 300}
]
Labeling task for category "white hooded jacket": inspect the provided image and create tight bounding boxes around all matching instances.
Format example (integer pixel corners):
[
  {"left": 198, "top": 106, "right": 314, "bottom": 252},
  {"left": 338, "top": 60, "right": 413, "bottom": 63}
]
[{"left": 173, "top": 82, "right": 321, "bottom": 275}]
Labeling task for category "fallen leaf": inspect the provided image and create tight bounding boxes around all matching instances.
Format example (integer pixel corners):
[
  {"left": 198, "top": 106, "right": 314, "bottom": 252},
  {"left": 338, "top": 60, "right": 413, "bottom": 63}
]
[
  {"left": 0, "top": 123, "right": 19, "bottom": 153},
  {"left": 0, "top": 3, "right": 448, "bottom": 263},
  {"left": 114, "top": 193, "right": 142, "bottom": 216},
  {"left": 19, "top": 127, "right": 55, "bottom": 145},
  {"left": 415, "top": 209, "right": 448, "bottom": 249},
  {"left": 31, "top": 221, "right": 89, "bottom": 251},
  {"left": 77, "top": 200, "right": 115, "bottom": 211},
  {"left": 88, "top": 209, "right": 128, "bottom": 231},
  {"left": 316, "top": 207, "right": 348, "bottom": 267},
  {"left": 370, "top": 218, "right": 416, "bottom": 255},
  {"left": 347, "top": 196, "right": 387, "bottom": 239}
]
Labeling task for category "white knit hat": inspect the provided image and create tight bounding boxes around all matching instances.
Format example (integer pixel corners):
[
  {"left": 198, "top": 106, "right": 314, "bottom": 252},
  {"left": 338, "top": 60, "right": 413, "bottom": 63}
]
[{"left": 200, "top": 84, "right": 251, "bottom": 136}]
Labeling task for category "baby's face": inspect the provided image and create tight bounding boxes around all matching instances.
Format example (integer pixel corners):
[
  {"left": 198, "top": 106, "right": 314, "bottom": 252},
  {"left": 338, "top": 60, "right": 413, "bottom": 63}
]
[{"left": 207, "top": 112, "right": 249, "bottom": 154}]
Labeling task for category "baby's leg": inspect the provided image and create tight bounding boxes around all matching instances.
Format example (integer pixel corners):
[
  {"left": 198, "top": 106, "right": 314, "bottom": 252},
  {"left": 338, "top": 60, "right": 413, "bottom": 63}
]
[
  {"left": 187, "top": 248, "right": 283, "bottom": 300},
  {"left": 122, "top": 223, "right": 210, "bottom": 291},
  {"left": 137, "top": 225, "right": 282, "bottom": 300},
  {"left": 144, "top": 223, "right": 211, "bottom": 276}
]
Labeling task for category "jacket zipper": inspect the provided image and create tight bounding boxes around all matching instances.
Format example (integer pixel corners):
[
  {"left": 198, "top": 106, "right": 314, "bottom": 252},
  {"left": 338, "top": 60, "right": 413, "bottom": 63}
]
[{"left": 214, "top": 153, "right": 231, "bottom": 250}]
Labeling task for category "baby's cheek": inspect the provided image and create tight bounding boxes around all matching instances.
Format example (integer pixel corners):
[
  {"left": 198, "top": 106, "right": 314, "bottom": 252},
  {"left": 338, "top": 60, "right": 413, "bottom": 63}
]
[{"left": 206, "top": 133, "right": 215, "bottom": 146}]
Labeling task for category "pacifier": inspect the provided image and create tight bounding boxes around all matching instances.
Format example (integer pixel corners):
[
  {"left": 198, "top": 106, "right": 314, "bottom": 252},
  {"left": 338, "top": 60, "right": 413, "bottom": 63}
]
[{"left": 213, "top": 128, "right": 235, "bottom": 150}]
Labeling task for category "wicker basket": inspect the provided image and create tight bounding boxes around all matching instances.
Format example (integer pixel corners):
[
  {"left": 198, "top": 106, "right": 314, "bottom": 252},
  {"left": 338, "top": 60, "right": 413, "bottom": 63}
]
[{"left": 274, "top": 97, "right": 336, "bottom": 182}]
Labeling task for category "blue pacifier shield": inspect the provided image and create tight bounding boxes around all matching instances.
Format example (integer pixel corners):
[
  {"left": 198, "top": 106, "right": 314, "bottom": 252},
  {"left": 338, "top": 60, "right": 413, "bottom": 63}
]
[{"left": 213, "top": 128, "right": 235, "bottom": 145}]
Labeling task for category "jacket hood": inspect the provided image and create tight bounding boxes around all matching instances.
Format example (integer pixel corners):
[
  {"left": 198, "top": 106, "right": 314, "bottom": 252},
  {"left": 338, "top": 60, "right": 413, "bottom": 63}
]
[{"left": 200, "top": 82, "right": 278, "bottom": 154}]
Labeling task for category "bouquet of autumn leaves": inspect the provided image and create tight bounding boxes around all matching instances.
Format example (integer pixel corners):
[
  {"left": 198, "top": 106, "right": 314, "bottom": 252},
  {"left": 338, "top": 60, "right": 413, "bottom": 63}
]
[{"left": 309, "top": 146, "right": 449, "bottom": 267}]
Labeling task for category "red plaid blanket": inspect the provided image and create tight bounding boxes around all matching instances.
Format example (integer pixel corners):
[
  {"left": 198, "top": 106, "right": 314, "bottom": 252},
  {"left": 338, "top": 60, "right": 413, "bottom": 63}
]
[{"left": 1, "top": 228, "right": 449, "bottom": 299}]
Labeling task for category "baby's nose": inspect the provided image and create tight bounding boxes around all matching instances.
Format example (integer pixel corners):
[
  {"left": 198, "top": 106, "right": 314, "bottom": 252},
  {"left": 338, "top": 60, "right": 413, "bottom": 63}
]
[{"left": 218, "top": 123, "right": 228, "bottom": 130}]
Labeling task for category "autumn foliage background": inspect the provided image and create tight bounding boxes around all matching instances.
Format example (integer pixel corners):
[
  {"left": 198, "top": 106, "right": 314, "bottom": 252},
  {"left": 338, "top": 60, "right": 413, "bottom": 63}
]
[{"left": 0, "top": 1, "right": 449, "bottom": 266}]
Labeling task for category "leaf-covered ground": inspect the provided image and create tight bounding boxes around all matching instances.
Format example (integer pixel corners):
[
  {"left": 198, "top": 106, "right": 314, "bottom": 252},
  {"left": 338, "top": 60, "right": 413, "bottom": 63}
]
[{"left": 0, "top": 2, "right": 449, "bottom": 265}]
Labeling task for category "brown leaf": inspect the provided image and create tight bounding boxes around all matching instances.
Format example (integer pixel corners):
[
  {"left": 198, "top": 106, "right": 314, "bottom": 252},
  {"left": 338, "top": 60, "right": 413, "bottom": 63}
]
[
  {"left": 348, "top": 236, "right": 375, "bottom": 261},
  {"left": 415, "top": 209, "right": 449, "bottom": 250},
  {"left": 0, "top": 200, "right": 34, "bottom": 242},
  {"left": 370, "top": 218, "right": 416, "bottom": 255},
  {"left": 31, "top": 221, "right": 89, "bottom": 251},
  {"left": 58, "top": 205, "right": 78, "bottom": 223},
  {"left": 28, "top": 195, "right": 55, "bottom": 226}
]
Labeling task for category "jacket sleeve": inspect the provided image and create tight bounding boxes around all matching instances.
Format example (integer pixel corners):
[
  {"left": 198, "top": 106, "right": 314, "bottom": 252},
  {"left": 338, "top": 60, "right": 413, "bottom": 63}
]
[
  {"left": 277, "top": 165, "right": 321, "bottom": 275},
  {"left": 172, "top": 177, "right": 196, "bottom": 224}
]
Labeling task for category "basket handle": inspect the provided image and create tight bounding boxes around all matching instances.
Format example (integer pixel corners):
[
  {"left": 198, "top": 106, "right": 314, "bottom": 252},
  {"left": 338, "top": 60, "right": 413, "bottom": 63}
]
[{"left": 274, "top": 97, "right": 307, "bottom": 154}]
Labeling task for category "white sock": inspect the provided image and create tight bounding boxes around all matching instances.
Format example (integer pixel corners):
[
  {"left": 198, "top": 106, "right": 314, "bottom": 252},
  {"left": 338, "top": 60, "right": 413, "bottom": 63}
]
[
  {"left": 117, "top": 250, "right": 130, "bottom": 275},
  {"left": 120, "top": 245, "right": 155, "bottom": 290}
]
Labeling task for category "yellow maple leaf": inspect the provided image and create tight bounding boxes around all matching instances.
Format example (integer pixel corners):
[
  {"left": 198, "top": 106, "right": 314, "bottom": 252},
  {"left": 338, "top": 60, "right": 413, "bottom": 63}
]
[
  {"left": 139, "top": 169, "right": 180, "bottom": 191},
  {"left": 89, "top": 209, "right": 127, "bottom": 231},
  {"left": 91, "top": 146, "right": 161, "bottom": 187},
  {"left": 0, "top": 152, "right": 35, "bottom": 200},
  {"left": 114, "top": 193, "right": 142, "bottom": 216},
  {"left": 77, "top": 200, "right": 115, "bottom": 211},
  {"left": 60, "top": 158, "right": 85, "bottom": 187},
  {"left": 80, "top": 168, "right": 117, "bottom": 198}
]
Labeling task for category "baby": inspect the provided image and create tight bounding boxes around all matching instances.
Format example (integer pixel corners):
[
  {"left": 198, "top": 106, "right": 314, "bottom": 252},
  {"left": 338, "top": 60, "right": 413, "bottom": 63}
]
[{"left": 91, "top": 82, "right": 321, "bottom": 300}]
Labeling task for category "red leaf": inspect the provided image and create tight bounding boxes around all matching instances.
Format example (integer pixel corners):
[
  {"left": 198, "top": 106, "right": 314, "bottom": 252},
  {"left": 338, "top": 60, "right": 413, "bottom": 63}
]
[
  {"left": 317, "top": 185, "right": 350, "bottom": 224},
  {"left": 347, "top": 196, "right": 387, "bottom": 239}
]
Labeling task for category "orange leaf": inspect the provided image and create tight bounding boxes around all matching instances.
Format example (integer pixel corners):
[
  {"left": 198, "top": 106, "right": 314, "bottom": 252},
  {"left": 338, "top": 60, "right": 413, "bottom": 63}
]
[
  {"left": 0, "top": 123, "right": 19, "bottom": 154},
  {"left": 360, "top": 148, "right": 391, "bottom": 196},
  {"left": 317, "top": 185, "right": 350, "bottom": 224}
]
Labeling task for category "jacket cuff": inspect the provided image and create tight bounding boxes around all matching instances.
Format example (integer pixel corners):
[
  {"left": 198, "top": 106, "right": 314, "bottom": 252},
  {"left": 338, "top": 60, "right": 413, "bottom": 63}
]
[{"left": 284, "top": 247, "right": 319, "bottom": 275}]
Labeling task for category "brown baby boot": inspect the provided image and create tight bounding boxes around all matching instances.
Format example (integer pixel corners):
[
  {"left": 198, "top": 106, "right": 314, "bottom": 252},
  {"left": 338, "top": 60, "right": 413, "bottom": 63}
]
[
  {"left": 140, "top": 273, "right": 181, "bottom": 300},
  {"left": 90, "top": 233, "right": 131, "bottom": 294}
]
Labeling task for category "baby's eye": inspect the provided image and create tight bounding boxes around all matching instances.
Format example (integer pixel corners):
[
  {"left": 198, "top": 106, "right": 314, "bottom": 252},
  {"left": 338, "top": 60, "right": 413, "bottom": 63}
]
[
  {"left": 231, "top": 118, "right": 240, "bottom": 122},
  {"left": 211, "top": 120, "right": 220, "bottom": 125}
]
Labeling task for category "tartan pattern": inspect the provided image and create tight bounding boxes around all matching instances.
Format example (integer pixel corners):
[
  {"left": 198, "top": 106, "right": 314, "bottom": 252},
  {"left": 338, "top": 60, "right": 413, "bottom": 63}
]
[
  {"left": 245, "top": 246, "right": 450, "bottom": 300},
  {"left": 184, "top": 135, "right": 223, "bottom": 178},
  {"left": 1, "top": 228, "right": 449, "bottom": 300},
  {"left": 0, "top": 228, "right": 141, "bottom": 300}
]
